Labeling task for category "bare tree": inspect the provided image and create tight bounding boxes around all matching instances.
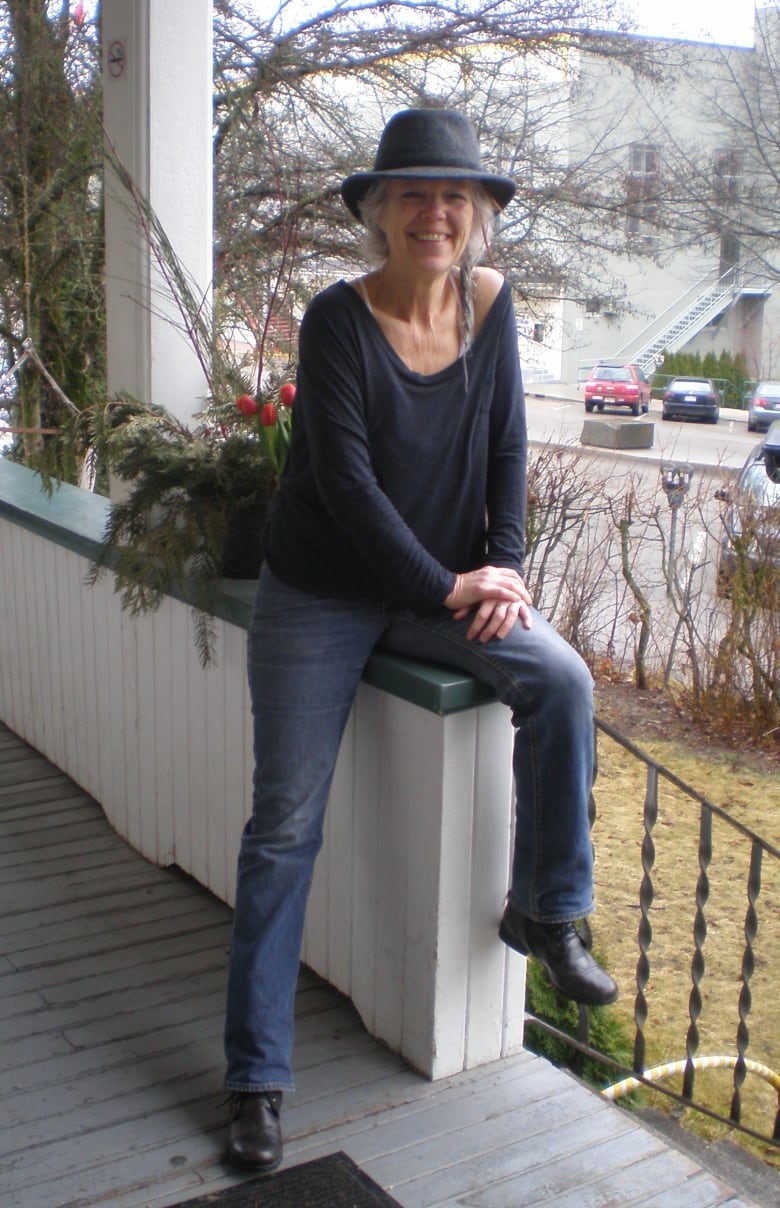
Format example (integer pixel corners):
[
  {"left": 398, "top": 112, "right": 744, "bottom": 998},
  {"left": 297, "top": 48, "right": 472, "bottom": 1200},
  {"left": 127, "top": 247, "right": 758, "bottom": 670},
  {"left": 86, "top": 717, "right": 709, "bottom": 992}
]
[
  {"left": 4, "top": 1, "right": 668, "bottom": 458},
  {"left": 211, "top": 0, "right": 652, "bottom": 372},
  {"left": 584, "top": 12, "right": 780, "bottom": 291},
  {"left": 0, "top": 0, "right": 104, "bottom": 460},
  {"left": 678, "top": 10, "right": 780, "bottom": 281}
]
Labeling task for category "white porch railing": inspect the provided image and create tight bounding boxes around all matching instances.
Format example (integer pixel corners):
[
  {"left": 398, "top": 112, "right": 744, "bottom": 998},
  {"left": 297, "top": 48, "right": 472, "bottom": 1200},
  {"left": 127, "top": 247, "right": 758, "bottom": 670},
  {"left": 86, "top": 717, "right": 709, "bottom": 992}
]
[{"left": 0, "top": 459, "right": 525, "bottom": 1079}]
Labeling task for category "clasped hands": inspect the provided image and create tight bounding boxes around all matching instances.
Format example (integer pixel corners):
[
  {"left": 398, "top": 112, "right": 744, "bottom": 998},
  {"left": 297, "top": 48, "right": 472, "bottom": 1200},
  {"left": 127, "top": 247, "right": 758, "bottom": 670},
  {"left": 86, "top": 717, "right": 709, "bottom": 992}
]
[{"left": 444, "top": 565, "right": 532, "bottom": 642}]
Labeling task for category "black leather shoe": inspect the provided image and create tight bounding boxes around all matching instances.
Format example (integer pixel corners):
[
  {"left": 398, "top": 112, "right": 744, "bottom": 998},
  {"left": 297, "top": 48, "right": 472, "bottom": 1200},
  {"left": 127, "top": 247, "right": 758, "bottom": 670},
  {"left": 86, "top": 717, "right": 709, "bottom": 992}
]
[
  {"left": 499, "top": 900, "right": 618, "bottom": 1007},
  {"left": 226, "top": 1091, "right": 283, "bottom": 1172}
]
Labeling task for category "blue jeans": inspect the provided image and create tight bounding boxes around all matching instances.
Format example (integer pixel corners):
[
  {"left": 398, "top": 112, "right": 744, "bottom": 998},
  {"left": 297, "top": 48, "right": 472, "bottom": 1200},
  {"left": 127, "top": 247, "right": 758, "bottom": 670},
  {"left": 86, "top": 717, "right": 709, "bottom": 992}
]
[{"left": 224, "top": 565, "right": 595, "bottom": 1092}]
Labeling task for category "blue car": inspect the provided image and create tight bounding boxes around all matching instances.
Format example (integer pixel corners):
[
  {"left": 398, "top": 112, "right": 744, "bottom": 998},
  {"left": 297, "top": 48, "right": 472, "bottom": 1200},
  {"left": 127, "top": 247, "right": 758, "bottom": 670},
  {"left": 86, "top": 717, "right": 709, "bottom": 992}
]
[
  {"left": 747, "top": 380, "right": 780, "bottom": 432},
  {"left": 662, "top": 377, "right": 720, "bottom": 424}
]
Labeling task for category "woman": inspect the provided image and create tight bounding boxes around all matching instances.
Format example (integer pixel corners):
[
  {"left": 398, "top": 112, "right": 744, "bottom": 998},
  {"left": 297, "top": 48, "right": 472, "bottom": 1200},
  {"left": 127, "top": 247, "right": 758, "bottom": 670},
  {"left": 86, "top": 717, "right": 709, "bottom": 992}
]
[{"left": 223, "top": 108, "right": 617, "bottom": 1173}]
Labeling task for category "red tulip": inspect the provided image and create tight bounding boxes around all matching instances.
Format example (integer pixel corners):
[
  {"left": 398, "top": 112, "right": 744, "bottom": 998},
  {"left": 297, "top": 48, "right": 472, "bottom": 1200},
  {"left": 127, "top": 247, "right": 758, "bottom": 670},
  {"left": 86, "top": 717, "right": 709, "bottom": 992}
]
[
  {"left": 260, "top": 402, "right": 278, "bottom": 427},
  {"left": 279, "top": 382, "right": 296, "bottom": 407},
  {"left": 236, "top": 393, "right": 258, "bottom": 417}
]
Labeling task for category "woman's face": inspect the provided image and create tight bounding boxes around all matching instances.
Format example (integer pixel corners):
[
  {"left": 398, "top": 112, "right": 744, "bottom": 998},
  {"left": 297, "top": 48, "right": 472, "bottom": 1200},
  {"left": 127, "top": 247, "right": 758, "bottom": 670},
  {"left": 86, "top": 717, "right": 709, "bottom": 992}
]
[{"left": 377, "top": 179, "right": 475, "bottom": 277}]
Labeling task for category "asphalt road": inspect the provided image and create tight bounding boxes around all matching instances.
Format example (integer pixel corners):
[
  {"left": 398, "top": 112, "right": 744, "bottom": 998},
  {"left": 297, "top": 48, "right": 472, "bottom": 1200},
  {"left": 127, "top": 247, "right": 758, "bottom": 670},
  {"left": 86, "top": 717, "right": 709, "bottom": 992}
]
[{"left": 525, "top": 383, "right": 757, "bottom": 474}]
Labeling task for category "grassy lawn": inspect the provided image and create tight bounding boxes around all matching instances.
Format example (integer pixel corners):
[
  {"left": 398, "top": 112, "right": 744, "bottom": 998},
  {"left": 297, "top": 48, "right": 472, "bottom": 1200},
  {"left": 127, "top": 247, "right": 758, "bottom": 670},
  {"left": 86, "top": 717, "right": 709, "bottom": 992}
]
[{"left": 589, "top": 684, "right": 779, "bottom": 1169}]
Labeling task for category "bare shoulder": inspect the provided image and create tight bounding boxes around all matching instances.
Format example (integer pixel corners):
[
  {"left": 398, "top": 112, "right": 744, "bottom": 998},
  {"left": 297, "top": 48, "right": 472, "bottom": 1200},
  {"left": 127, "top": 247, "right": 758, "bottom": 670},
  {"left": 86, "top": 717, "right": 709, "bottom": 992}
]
[{"left": 472, "top": 266, "right": 505, "bottom": 330}]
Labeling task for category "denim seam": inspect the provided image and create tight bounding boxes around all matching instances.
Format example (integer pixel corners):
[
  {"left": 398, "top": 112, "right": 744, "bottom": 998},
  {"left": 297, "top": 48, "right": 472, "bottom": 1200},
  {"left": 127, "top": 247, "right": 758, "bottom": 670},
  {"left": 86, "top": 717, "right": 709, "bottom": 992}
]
[
  {"left": 526, "top": 712, "right": 543, "bottom": 915},
  {"left": 395, "top": 611, "right": 593, "bottom": 923},
  {"left": 396, "top": 614, "right": 544, "bottom": 919}
]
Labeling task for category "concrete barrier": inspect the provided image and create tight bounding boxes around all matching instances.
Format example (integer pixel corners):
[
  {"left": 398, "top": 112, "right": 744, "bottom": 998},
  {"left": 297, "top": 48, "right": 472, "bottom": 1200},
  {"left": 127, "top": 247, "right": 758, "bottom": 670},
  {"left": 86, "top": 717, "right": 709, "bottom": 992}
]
[{"left": 581, "top": 419, "right": 655, "bottom": 450}]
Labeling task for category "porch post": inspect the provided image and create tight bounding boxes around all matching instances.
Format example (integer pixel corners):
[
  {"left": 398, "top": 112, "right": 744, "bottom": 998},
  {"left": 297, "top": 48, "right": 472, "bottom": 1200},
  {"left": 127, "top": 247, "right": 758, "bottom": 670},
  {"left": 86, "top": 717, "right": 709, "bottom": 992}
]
[{"left": 102, "top": 0, "right": 213, "bottom": 426}]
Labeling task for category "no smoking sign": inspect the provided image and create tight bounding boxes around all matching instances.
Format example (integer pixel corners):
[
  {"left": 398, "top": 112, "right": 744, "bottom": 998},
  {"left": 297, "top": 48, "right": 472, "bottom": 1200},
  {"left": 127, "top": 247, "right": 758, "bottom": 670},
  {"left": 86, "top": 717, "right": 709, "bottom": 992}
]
[{"left": 108, "top": 40, "right": 125, "bottom": 78}]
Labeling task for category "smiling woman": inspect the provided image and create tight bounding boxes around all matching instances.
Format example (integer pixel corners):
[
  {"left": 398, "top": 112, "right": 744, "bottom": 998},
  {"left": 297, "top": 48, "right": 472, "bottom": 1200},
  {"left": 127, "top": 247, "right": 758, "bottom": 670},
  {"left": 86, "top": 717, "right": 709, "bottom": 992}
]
[
  {"left": 353, "top": 180, "right": 489, "bottom": 376},
  {"left": 371, "top": 180, "right": 473, "bottom": 271},
  {"left": 222, "top": 106, "right": 618, "bottom": 1175}
]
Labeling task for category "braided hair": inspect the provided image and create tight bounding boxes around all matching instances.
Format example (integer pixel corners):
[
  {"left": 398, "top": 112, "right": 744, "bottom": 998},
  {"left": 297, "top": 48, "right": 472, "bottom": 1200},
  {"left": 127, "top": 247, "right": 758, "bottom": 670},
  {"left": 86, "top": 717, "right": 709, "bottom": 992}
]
[{"left": 457, "top": 188, "right": 499, "bottom": 355}]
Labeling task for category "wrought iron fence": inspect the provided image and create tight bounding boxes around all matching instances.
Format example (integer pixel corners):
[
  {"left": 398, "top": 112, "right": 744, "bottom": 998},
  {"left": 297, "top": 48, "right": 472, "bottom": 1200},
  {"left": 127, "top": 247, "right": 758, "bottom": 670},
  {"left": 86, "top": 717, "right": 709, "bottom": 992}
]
[{"left": 525, "top": 716, "right": 780, "bottom": 1149}]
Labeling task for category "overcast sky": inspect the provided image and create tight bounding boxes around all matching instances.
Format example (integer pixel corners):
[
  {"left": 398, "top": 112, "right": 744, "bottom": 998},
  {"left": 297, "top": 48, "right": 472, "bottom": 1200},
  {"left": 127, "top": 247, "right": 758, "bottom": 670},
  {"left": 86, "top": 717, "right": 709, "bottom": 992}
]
[
  {"left": 628, "top": 0, "right": 758, "bottom": 46},
  {"left": 260, "top": 1, "right": 764, "bottom": 48}
]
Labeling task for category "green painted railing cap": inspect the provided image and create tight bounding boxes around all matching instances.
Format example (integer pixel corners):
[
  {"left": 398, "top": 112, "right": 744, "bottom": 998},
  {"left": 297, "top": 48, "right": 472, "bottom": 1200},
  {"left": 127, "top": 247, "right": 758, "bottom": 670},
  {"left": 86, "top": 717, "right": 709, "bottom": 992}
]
[{"left": 0, "top": 460, "right": 496, "bottom": 715}]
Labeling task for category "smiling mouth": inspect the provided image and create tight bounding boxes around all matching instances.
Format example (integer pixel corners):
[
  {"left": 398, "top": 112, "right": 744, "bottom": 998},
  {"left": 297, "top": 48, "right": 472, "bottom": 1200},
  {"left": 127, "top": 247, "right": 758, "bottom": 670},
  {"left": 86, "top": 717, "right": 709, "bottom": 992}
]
[{"left": 412, "top": 233, "right": 449, "bottom": 242}]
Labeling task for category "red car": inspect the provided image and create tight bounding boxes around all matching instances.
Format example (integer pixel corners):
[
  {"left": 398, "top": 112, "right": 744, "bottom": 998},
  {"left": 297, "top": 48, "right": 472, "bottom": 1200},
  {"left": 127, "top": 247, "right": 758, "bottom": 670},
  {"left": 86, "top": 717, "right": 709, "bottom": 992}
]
[{"left": 584, "top": 362, "right": 652, "bottom": 417}]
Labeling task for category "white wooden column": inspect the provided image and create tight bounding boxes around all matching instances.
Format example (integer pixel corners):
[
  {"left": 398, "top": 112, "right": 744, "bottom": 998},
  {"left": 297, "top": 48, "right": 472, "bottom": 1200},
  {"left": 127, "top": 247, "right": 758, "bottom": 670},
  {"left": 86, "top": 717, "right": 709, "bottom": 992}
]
[
  {"left": 302, "top": 687, "right": 526, "bottom": 1080},
  {"left": 102, "top": 0, "right": 213, "bottom": 426}
]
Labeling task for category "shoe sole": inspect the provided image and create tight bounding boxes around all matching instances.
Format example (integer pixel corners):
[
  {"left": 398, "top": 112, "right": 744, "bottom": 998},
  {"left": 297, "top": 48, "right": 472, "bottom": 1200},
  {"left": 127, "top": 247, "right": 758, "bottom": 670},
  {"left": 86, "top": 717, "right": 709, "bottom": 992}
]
[{"left": 225, "top": 1145, "right": 283, "bottom": 1174}]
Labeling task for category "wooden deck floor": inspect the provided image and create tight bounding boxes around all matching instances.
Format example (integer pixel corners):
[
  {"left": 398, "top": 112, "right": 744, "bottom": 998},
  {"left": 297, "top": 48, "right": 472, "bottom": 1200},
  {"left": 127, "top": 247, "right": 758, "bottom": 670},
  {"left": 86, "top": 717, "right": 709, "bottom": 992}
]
[{"left": 0, "top": 720, "right": 772, "bottom": 1208}]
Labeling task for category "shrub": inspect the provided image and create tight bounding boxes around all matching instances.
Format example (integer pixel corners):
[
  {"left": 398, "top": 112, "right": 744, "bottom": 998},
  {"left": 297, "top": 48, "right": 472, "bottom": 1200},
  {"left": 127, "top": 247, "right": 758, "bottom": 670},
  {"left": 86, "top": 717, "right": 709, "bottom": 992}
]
[
  {"left": 651, "top": 350, "right": 749, "bottom": 408},
  {"left": 523, "top": 949, "right": 636, "bottom": 1096}
]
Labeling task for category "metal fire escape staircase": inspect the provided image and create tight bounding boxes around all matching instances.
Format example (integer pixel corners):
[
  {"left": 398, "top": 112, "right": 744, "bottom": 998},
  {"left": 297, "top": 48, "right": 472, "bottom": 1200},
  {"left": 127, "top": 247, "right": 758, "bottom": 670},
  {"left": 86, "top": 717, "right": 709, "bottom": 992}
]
[{"left": 613, "top": 265, "right": 771, "bottom": 374}]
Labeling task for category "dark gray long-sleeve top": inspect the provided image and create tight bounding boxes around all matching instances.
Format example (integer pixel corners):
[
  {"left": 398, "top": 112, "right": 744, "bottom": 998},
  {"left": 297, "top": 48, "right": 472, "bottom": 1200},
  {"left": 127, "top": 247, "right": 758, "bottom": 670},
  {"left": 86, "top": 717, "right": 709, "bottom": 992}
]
[{"left": 262, "top": 278, "right": 527, "bottom": 613}]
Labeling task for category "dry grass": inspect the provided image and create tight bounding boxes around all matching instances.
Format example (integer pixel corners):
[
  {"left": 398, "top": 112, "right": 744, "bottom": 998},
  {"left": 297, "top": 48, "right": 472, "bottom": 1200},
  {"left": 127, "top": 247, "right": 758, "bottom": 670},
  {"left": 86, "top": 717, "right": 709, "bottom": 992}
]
[{"left": 590, "top": 683, "right": 779, "bottom": 1169}]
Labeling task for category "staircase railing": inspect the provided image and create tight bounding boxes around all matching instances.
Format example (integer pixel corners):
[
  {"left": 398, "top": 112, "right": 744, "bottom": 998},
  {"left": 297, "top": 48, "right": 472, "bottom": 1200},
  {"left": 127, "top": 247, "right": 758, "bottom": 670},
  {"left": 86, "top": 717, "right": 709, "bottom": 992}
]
[
  {"left": 526, "top": 716, "right": 780, "bottom": 1150},
  {"left": 613, "top": 263, "right": 772, "bottom": 373}
]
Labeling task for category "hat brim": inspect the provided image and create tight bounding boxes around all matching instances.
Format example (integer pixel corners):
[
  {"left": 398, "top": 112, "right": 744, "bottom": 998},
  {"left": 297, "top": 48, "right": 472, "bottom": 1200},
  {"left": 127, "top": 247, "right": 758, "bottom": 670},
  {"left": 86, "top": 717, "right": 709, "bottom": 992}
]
[{"left": 341, "top": 166, "right": 516, "bottom": 221}]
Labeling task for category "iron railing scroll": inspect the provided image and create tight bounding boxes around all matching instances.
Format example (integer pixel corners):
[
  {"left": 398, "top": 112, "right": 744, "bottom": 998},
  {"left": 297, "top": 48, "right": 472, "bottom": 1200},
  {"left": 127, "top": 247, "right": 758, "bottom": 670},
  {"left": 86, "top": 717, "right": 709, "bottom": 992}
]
[{"left": 525, "top": 716, "right": 780, "bottom": 1150}]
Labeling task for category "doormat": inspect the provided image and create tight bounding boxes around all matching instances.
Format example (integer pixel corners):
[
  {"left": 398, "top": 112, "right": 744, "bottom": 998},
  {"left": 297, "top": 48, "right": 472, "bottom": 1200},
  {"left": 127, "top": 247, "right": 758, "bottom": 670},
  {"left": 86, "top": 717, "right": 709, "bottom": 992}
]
[{"left": 173, "top": 1152, "right": 403, "bottom": 1207}]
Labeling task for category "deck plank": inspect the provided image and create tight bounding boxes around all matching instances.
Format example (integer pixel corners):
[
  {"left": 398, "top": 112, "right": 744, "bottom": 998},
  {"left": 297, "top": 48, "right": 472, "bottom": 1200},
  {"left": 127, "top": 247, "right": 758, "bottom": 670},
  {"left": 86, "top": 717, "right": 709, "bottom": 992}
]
[
  {"left": 385, "top": 1102, "right": 646, "bottom": 1207},
  {"left": 0, "top": 721, "right": 770, "bottom": 1208}
]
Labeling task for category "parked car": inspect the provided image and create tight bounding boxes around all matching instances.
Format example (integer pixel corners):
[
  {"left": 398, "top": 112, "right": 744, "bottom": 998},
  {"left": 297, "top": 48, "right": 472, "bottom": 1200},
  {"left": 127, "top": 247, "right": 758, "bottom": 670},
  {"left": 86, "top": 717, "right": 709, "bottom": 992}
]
[
  {"left": 715, "top": 420, "right": 780, "bottom": 597},
  {"left": 662, "top": 377, "right": 720, "bottom": 424},
  {"left": 583, "top": 362, "right": 651, "bottom": 416},
  {"left": 746, "top": 380, "right": 780, "bottom": 432}
]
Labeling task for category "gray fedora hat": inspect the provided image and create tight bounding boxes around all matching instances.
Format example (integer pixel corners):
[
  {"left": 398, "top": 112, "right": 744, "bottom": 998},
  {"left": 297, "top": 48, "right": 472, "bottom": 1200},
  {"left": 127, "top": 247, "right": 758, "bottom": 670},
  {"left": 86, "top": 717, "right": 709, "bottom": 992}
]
[{"left": 341, "top": 108, "right": 516, "bottom": 220}]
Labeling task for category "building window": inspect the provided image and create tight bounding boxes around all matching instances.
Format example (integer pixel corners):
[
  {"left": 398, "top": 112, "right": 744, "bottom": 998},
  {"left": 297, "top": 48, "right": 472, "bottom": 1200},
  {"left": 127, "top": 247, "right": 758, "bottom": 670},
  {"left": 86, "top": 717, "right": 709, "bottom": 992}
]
[
  {"left": 719, "top": 229, "right": 741, "bottom": 279},
  {"left": 626, "top": 142, "right": 660, "bottom": 241},
  {"left": 713, "top": 148, "right": 743, "bottom": 207},
  {"left": 629, "top": 143, "right": 659, "bottom": 177}
]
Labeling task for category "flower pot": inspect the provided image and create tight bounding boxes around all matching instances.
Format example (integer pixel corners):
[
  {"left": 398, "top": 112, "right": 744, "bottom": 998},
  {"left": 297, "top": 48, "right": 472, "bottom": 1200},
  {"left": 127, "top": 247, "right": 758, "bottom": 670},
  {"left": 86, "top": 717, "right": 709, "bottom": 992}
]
[{"left": 220, "top": 500, "right": 268, "bottom": 578}]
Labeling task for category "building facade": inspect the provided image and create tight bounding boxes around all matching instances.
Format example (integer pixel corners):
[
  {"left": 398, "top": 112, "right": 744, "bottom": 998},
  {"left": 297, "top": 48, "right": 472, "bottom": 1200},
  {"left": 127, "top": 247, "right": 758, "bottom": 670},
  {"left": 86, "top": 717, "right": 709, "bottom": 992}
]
[{"left": 520, "top": 6, "right": 780, "bottom": 385}]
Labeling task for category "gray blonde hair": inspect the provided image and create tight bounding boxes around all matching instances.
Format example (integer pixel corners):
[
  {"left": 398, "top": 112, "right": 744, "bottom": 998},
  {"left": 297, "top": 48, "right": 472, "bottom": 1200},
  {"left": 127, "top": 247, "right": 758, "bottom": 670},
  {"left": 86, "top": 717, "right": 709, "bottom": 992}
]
[{"left": 358, "top": 180, "right": 499, "bottom": 356}]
